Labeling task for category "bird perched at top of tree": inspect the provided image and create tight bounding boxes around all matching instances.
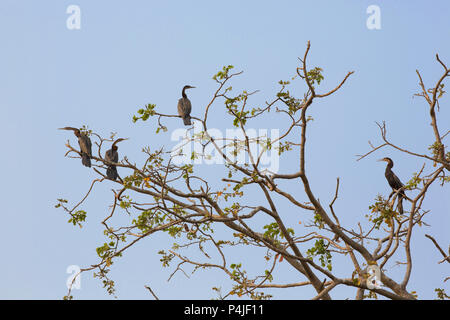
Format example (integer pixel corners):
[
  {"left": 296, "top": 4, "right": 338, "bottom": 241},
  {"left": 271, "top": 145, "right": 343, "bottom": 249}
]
[
  {"left": 104, "top": 138, "right": 128, "bottom": 180},
  {"left": 59, "top": 127, "right": 92, "bottom": 167},
  {"left": 178, "top": 85, "right": 195, "bottom": 125},
  {"left": 378, "top": 157, "right": 405, "bottom": 214}
]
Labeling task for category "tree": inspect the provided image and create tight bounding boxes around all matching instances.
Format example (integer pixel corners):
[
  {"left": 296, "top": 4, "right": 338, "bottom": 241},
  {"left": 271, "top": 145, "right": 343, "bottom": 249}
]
[{"left": 57, "top": 42, "right": 449, "bottom": 300}]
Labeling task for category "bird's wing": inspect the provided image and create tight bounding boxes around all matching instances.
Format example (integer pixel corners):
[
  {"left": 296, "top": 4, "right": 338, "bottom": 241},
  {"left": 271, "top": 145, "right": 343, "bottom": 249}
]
[
  {"left": 185, "top": 98, "right": 192, "bottom": 115},
  {"left": 178, "top": 98, "right": 192, "bottom": 117},
  {"left": 87, "top": 136, "right": 92, "bottom": 156},
  {"left": 79, "top": 135, "right": 92, "bottom": 156},
  {"left": 112, "top": 150, "right": 118, "bottom": 163},
  {"left": 105, "top": 149, "right": 112, "bottom": 162},
  {"left": 105, "top": 149, "right": 118, "bottom": 163},
  {"left": 177, "top": 98, "right": 185, "bottom": 117},
  {"left": 391, "top": 172, "right": 404, "bottom": 189}
]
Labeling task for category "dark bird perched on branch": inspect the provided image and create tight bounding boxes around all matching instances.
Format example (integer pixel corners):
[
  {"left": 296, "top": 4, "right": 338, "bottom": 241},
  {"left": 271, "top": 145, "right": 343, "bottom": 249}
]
[
  {"left": 59, "top": 127, "right": 92, "bottom": 167},
  {"left": 178, "top": 85, "right": 195, "bottom": 125},
  {"left": 378, "top": 157, "right": 405, "bottom": 214},
  {"left": 105, "top": 138, "right": 128, "bottom": 180}
]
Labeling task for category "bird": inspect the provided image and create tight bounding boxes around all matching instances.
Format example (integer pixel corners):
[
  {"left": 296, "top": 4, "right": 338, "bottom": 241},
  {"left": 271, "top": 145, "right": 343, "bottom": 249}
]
[
  {"left": 178, "top": 85, "right": 195, "bottom": 125},
  {"left": 59, "top": 127, "right": 92, "bottom": 167},
  {"left": 378, "top": 157, "right": 405, "bottom": 214},
  {"left": 105, "top": 138, "right": 128, "bottom": 180}
]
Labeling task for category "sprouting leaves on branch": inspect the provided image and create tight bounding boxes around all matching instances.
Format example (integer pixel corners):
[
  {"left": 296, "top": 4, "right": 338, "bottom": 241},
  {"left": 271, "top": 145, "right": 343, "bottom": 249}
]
[
  {"left": 307, "top": 239, "right": 333, "bottom": 271},
  {"left": 133, "top": 104, "right": 156, "bottom": 123}
]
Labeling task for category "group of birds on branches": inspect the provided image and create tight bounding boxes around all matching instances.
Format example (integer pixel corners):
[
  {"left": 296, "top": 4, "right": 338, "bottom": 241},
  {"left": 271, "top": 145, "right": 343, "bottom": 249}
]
[
  {"left": 59, "top": 85, "right": 195, "bottom": 181},
  {"left": 59, "top": 84, "right": 406, "bottom": 213}
]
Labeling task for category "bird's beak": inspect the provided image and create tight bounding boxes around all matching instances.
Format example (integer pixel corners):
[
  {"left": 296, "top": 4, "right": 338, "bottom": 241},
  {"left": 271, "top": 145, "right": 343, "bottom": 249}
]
[
  {"left": 377, "top": 158, "right": 385, "bottom": 162},
  {"left": 113, "top": 138, "right": 129, "bottom": 145}
]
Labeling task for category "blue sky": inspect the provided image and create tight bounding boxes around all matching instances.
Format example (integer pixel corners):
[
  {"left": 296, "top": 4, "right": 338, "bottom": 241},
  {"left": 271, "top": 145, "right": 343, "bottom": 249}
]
[{"left": 0, "top": 0, "right": 449, "bottom": 299}]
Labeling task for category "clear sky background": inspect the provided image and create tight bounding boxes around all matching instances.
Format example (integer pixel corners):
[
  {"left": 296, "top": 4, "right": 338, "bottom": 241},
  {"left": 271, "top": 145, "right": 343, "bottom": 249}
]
[{"left": 0, "top": 0, "right": 449, "bottom": 299}]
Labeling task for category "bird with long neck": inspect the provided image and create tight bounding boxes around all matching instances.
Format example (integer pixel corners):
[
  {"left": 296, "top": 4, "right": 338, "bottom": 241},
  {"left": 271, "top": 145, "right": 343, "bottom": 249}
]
[
  {"left": 378, "top": 157, "right": 405, "bottom": 214},
  {"left": 177, "top": 85, "right": 195, "bottom": 125},
  {"left": 105, "top": 138, "right": 128, "bottom": 180},
  {"left": 59, "top": 127, "right": 92, "bottom": 167}
]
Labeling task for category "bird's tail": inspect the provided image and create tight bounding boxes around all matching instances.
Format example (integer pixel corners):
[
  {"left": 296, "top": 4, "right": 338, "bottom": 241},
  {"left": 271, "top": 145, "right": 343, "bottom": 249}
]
[
  {"left": 106, "top": 166, "right": 118, "bottom": 180},
  {"left": 183, "top": 116, "right": 191, "bottom": 126},
  {"left": 81, "top": 153, "right": 91, "bottom": 167},
  {"left": 397, "top": 190, "right": 405, "bottom": 214},
  {"left": 397, "top": 197, "right": 403, "bottom": 215}
]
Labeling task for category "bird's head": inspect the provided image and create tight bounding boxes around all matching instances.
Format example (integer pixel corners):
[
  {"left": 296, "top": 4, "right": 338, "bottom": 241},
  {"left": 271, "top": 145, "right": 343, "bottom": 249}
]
[
  {"left": 112, "top": 138, "right": 129, "bottom": 150},
  {"left": 181, "top": 85, "right": 196, "bottom": 97},
  {"left": 58, "top": 126, "right": 81, "bottom": 137},
  {"left": 378, "top": 157, "right": 393, "bottom": 165}
]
